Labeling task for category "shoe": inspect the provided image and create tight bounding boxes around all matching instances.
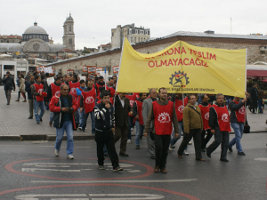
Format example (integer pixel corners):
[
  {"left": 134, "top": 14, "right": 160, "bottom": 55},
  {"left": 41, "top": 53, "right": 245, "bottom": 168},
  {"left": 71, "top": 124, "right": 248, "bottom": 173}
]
[
  {"left": 188, "top": 141, "right": 192, "bottom": 145},
  {"left": 23, "top": 100, "right": 27, "bottom": 102},
  {"left": 150, "top": 155, "right": 156, "bottom": 159},
  {"left": 119, "top": 152, "right": 129, "bottom": 157},
  {"left": 98, "top": 165, "right": 105, "bottom": 170},
  {"left": 37, "top": 121, "right": 40, "bottom": 124},
  {"left": 160, "top": 168, "right": 168, "bottom": 174},
  {"left": 78, "top": 127, "right": 82, "bottom": 131},
  {"left": 54, "top": 149, "right": 59, "bottom": 157},
  {"left": 206, "top": 152, "right": 211, "bottom": 158},
  {"left": 127, "top": 139, "right": 132, "bottom": 144},
  {"left": 113, "top": 166, "right": 123, "bottom": 172},
  {"left": 16, "top": 99, "right": 19, "bottom": 102},
  {"left": 183, "top": 150, "right": 189, "bottom": 156},
  {"left": 40, "top": 118, "right": 43, "bottom": 122},
  {"left": 238, "top": 152, "right": 246, "bottom": 156},
  {"left": 220, "top": 158, "right": 229, "bottom": 162},
  {"left": 178, "top": 154, "right": 183, "bottom": 159},
  {"left": 154, "top": 167, "right": 160, "bottom": 173},
  {"left": 169, "top": 145, "right": 175, "bottom": 150},
  {"left": 7, "top": 103, "right": 10, "bottom": 105},
  {"left": 49, "top": 121, "right": 52, "bottom": 127},
  {"left": 196, "top": 158, "right": 206, "bottom": 161},
  {"left": 28, "top": 116, "right": 33, "bottom": 119},
  {"left": 136, "top": 145, "right": 140, "bottom": 150},
  {"left": 67, "top": 154, "right": 74, "bottom": 159},
  {"left": 228, "top": 146, "right": 233, "bottom": 153}
]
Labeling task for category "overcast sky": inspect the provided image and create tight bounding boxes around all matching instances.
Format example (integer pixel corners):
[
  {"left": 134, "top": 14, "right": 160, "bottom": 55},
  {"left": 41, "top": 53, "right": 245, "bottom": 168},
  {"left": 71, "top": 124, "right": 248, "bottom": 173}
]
[{"left": 0, "top": 0, "right": 266, "bottom": 49}]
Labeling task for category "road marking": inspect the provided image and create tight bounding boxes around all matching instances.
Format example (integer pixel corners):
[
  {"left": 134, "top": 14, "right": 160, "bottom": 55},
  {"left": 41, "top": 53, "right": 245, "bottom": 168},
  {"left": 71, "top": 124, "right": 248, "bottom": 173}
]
[
  {"left": 15, "top": 194, "right": 164, "bottom": 200},
  {"left": 22, "top": 168, "right": 92, "bottom": 173},
  {"left": 254, "top": 157, "right": 267, "bottom": 161},
  {"left": 31, "top": 178, "right": 197, "bottom": 184},
  {"left": 23, "top": 163, "right": 134, "bottom": 168}
]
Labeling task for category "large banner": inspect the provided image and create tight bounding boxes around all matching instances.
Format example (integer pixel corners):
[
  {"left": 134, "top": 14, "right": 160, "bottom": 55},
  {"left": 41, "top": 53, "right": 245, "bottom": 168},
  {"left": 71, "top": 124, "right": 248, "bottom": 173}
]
[{"left": 116, "top": 38, "right": 246, "bottom": 97}]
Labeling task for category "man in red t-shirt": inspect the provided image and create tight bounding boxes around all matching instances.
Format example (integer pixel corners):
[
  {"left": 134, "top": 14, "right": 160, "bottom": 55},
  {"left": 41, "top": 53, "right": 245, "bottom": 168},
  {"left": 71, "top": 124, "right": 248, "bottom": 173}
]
[{"left": 144, "top": 88, "right": 179, "bottom": 173}]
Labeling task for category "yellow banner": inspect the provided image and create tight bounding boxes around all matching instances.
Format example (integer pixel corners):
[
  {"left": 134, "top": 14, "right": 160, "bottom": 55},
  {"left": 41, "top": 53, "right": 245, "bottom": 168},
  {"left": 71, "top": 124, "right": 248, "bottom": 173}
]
[{"left": 116, "top": 38, "right": 246, "bottom": 97}]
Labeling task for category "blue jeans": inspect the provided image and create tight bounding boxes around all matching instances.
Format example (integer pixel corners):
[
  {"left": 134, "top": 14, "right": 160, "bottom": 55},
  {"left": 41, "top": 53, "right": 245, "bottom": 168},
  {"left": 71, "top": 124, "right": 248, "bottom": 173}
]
[
  {"left": 81, "top": 110, "right": 95, "bottom": 133},
  {"left": 55, "top": 120, "right": 74, "bottom": 155},
  {"left": 170, "top": 121, "right": 183, "bottom": 146},
  {"left": 34, "top": 100, "right": 45, "bottom": 123},
  {"left": 135, "top": 121, "right": 144, "bottom": 146},
  {"left": 49, "top": 112, "right": 54, "bottom": 123},
  {"left": 258, "top": 99, "right": 263, "bottom": 113},
  {"left": 229, "top": 122, "right": 244, "bottom": 152}
]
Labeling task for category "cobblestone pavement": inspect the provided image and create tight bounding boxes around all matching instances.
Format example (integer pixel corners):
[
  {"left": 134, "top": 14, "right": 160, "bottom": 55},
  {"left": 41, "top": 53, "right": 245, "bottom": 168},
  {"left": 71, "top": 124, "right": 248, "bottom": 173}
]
[{"left": 0, "top": 86, "right": 266, "bottom": 138}]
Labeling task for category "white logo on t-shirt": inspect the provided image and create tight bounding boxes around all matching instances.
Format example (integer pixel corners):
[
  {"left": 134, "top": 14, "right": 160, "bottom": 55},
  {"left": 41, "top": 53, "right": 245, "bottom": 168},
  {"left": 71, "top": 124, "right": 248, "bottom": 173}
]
[
  {"left": 85, "top": 96, "right": 94, "bottom": 104},
  {"left": 177, "top": 105, "right": 184, "bottom": 113},
  {"left": 221, "top": 113, "right": 229, "bottom": 122},
  {"left": 204, "top": 112, "right": 209, "bottom": 120},
  {"left": 238, "top": 106, "right": 246, "bottom": 115},
  {"left": 158, "top": 112, "right": 171, "bottom": 123}
]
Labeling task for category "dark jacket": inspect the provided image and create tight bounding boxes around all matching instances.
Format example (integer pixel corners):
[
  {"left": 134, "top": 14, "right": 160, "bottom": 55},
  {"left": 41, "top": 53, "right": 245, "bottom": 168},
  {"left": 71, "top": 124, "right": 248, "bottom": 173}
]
[
  {"left": 209, "top": 103, "right": 224, "bottom": 130},
  {"left": 94, "top": 102, "right": 115, "bottom": 132},
  {"left": 3, "top": 76, "right": 15, "bottom": 91},
  {"left": 114, "top": 95, "right": 131, "bottom": 128},
  {"left": 25, "top": 80, "right": 34, "bottom": 100},
  {"left": 229, "top": 100, "right": 245, "bottom": 123},
  {"left": 49, "top": 94, "right": 78, "bottom": 129}
]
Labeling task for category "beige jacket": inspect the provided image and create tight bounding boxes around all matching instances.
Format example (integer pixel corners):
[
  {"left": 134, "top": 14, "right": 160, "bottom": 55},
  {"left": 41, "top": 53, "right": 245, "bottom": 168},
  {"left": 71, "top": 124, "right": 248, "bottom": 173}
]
[{"left": 183, "top": 104, "right": 203, "bottom": 134}]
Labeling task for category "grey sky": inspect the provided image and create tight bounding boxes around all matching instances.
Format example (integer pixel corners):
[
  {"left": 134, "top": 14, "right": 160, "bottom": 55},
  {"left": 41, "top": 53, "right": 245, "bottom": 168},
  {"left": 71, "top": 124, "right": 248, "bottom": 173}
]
[{"left": 0, "top": 0, "right": 266, "bottom": 49}]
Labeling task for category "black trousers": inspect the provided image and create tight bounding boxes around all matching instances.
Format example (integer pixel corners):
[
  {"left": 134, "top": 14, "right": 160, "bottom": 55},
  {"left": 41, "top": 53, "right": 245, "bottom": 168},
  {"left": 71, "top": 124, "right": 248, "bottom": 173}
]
[
  {"left": 201, "top": 129, "right": 213, "bottom": 149},
  {"left": 206, "top": 128, "right": 229, "bottom": 160},
  {"left": 178, "top": 129, "right": 202, "bottom": 160},
  {"left": 114, "top": 126, "right": 128, "bottom": 154},
  {"left": 95, "top": 130, "right": 119, "bottom": 169},
  {"left": 5, "top": 90, "right": 11, "bottom": 104},
  {"left": 154, "top": 135, "right": 170, "bottom": 169}
]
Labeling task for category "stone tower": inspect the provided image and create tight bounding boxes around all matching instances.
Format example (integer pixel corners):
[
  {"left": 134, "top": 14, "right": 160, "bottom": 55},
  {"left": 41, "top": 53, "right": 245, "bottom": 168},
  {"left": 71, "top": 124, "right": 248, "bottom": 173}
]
[{"left": 63, "top": 14, "right": 75, "bottom": 51}]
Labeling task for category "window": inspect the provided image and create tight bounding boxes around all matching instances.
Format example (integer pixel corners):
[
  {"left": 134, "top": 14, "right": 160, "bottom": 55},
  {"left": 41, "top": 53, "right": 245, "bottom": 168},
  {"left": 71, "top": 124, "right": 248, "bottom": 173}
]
[
  {"left": 69, "top": 26, "right": 72, "bottom": 32},
  {"left": 129, "top": 29, "right": 132, "bottom": 34},
  {"left": 69, "top": 38, "right": 72, "bottom": 45}
]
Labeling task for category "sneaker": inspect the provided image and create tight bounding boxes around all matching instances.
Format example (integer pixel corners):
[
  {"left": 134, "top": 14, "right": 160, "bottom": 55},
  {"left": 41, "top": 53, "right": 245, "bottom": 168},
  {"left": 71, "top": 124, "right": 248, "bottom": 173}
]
[
  {"left": 183, "top": 150, "right": 189, "bottom": 156},
  {"left": 78, "top": 127, "right": 82, "bottom": 131},
  {"left": 67, "top": 154, "right": 74, "bottom": 159},
  {"left": 113, "top": 166, "right": 123, "bottom": 172},
  {"left": 54, "top": 149, "right": 59, "bottom": 157},
  {"left": 98, "top": 165, "right": 105, "bottom": 170},
  {"left": 169, "top": 145, "right": 175, "bottom": 150},
  {"left": 188, "top": 141, "right": 192, "bottom": 145},
  {"left": 127, "top": 139, "right": 132, "bottom": 144},
  {"left": 238, "top": 151, "right": 246, "bottom": 156}
]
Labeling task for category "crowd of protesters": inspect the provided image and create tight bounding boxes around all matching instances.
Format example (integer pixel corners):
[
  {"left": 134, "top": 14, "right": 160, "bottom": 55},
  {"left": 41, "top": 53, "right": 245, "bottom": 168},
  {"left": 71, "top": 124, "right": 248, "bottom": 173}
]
[{"left": 1, "top": 70, "right": 259, "bottom": 173}]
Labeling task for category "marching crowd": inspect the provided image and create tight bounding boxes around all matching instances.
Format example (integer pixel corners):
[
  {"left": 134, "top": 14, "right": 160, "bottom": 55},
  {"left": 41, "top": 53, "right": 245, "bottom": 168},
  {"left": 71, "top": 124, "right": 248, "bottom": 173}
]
[{"left": 1, "top": 70, "right": 257, "bottom": 173}]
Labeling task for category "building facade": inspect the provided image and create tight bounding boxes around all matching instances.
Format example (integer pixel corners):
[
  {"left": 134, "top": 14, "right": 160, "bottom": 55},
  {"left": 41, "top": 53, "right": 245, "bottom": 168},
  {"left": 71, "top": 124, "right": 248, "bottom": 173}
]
[
  {"left": 63, "top": 14, "right": 75, "bottom": 51},
  {"left": 111, "top": 23, "right": 150, "bottom": 49}
]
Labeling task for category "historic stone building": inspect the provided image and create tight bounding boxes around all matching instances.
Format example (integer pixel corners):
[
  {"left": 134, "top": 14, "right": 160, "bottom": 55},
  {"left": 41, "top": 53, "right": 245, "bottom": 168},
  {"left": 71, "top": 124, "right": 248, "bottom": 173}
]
[
  {"left": 111, "top": 23, "right": 150, "bottom": 49},
  {"left": 47, "top": 31, "right": 267, "bottom": 75},
  {"left": 63, "top": 14, "right": 75, "bottom": 51}
]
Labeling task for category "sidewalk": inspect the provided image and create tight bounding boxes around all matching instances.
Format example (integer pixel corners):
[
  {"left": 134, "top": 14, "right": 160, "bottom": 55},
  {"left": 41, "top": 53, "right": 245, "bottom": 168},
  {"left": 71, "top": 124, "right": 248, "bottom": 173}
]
[{"left": 0, "top": 86, "right": 266, "bottom": 140}]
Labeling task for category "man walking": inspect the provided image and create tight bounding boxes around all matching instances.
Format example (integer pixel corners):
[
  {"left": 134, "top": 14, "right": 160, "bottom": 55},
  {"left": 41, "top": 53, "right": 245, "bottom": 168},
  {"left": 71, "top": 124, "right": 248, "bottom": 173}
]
[
  {"left": 228, "top": 95, "right": 247, "bottom": 156},
  {"left": 25, "top": 74, "right": 35, "bottom": 119},
  {"left": 49, "top": 84, "right": 78, "bottom": 159},
  {"left": 206, "top": 93, "right": 231, "bottom": 162},
  {"left": 114, "top": 93, "right": 131, "bottom": 157},
  {"left": 145, "top": 88, "right": 179, "bottom": 173},
  {"left": 142, "top": 88, "right": 157, "bottom": 159},
  {"left": 94, "top": 90, "right": 123, "bottom": 171},
  {"left": 177, "top": 94, "right": 204, "bottom": 161},
  {"left": 3, "top": 71, "right": 15, "bottom": 105}
]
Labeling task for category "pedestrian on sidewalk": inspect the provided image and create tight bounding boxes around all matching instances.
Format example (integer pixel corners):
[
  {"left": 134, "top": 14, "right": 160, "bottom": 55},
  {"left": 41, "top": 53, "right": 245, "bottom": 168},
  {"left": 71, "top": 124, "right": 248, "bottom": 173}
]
[
  {"left": 144, "top": 88, "right": 179, "bottom": 173},
  {"left": 94, "top": 90, "right": 123, "bottom": 171},
  {"left": 17, "top": 74, "right": 27, "bottom": 102},
  {"left": 177, "top": 94, "right": 204, "bottom": 161},
  {"left": 32, "top": 75, "right": 47, "bottom": 124},
  {"left": 142, "top": 88, "right": 158, "bottom": 159},
  {"left": 3, "top": 71, "right": 15, "bottom": 105},
  {"left": 49, "top": 84, "right": 78, "bottom": 159},
  {"left": 206, "top": 93, "right": 231, "bottom": 162},
  {"left": 228, "top": 95, "right": 247, "bottom": 156},
  {"left": 25, "top": 74, "right": 35, "bottom": 119}
]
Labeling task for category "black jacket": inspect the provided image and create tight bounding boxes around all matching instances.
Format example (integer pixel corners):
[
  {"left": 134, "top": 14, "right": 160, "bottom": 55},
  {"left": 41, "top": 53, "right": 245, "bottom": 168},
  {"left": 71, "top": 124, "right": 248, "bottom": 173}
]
[
  {"left": 209, "top": 103, "right": 225, "bottom": 130},
  {"left": 25, "top": 80, "right": 34, "bottom": 100},
  {"left": 94, "top": 102, "right": 115, "bottom": 132},
  {"left": 3, "top": 76, "right": 15, "bottom": 91},
  {"left": 114, "top": 95, "right": 131, "bottom": 128}
]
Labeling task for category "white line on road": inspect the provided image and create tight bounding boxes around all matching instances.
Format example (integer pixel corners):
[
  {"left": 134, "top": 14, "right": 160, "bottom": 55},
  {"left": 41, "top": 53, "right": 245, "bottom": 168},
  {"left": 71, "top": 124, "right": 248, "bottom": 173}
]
[
  {"left": 31, "top": 178, "right": 197, "bottom": 184},
  {"left": 254, "top": 157, "right": 267, "bottom": 161}
]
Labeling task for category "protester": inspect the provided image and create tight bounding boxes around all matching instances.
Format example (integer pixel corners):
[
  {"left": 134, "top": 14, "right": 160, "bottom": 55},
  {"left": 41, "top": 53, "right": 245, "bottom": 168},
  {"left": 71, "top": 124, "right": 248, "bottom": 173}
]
[
  {"left": 25, "top": 74, "right": 35, "bottom": 119},
  {"left": 49, "top": 84, "right": 78, "bottom": 159},
  {"left": 3, "top": 71, "right": 16, "bottom": 105},
  {"left": 206, "top": 93, "right": 231, "bottom": 162},
  {"left": 248, "top": 83, "right": 258, "bottom": 114},
  {"left": 114, "top": 93, "right": 131, "bottom": 157},
  {"left": 144, "top": 88, "right": 179, "bottom": 173},
  {"left": 17, "top": 74, "right": 27, "bottom": 102},
  {"left": 228, "top": 95, "right": 247, "bottom": 156},
  {"left": 142, "top": 88, "right": 158, "bottom": 159},
  {"left": 177, "top": 94, "right": 204, "bottom": 161},
  {"left": 134, "top": 93, "right": 147, "bottom": 149},
  {"left": 199, "top": 94, "right": 213, "bottom": 152},
  {"left": 94, "top": 90, "right": 123, "bottom": 171},
  {"left": 32, "top": 75, "right": 47, "bottom": 124}
]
